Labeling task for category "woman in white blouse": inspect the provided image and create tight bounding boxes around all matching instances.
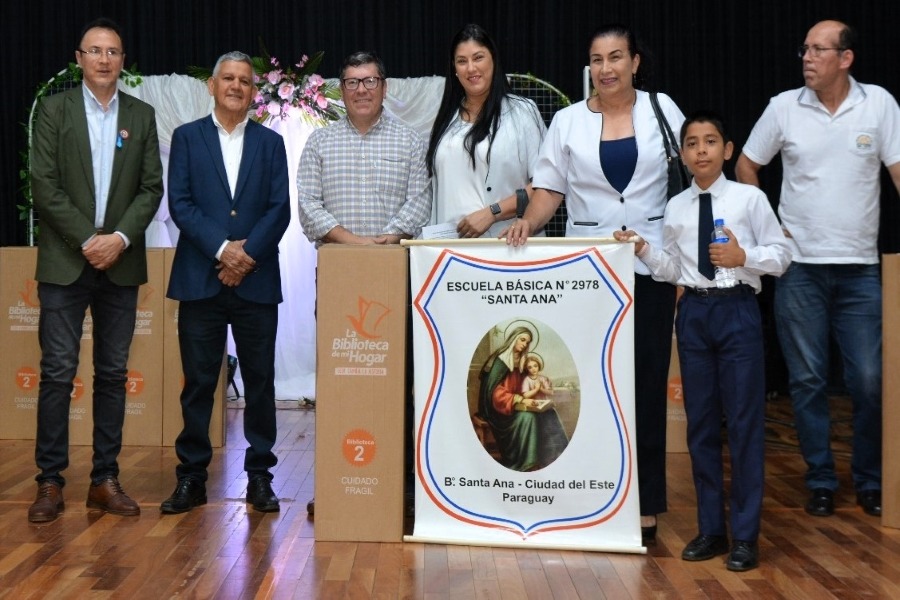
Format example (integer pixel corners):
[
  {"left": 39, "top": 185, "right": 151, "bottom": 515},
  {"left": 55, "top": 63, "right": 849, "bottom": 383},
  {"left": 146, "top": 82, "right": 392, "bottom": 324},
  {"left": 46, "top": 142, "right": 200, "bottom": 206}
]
[
  {"left": 506, "top": 24, "right": 685, "bottom": 544},
  {"left": 426, "top": 23, "right": 546, "bottom": 239}
]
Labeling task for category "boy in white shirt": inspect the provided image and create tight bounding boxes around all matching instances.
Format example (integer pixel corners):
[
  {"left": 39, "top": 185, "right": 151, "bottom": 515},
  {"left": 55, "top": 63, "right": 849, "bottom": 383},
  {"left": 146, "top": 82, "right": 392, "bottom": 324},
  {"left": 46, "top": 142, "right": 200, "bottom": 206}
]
[{"left": 615, "top": 111, "right": 791, "bottom": 571}]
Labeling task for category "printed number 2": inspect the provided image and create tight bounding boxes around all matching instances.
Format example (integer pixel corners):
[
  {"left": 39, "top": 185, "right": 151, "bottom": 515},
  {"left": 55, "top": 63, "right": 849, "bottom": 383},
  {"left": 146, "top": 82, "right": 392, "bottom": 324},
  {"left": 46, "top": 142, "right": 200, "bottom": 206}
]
[{"left": 354, "top": 445, "right": 365, "bottom": 462}]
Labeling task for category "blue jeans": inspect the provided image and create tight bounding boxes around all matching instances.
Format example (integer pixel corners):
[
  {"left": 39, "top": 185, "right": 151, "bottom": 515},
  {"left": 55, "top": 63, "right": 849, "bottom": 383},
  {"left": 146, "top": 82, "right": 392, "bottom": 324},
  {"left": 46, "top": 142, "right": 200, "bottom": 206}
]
[
  {"left": 774, "top": 263, "right": 882, "bottom": 492},
  {"left": 36, "top": 266, "right": 138, "bottom": 487}
]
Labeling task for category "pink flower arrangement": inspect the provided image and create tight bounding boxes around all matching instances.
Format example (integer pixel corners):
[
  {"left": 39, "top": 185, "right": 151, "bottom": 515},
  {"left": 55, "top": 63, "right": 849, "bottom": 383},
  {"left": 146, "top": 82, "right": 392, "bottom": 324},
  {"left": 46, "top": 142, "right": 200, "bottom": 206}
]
[{"left": 251, "top": 52, "right": 341, "bottom": 124}]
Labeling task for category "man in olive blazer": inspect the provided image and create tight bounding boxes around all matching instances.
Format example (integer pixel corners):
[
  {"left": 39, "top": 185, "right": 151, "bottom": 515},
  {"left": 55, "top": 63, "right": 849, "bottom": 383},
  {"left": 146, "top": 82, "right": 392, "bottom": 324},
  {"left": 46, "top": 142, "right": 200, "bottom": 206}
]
[
  {"left": 32, "top": 89, "right": 162, "bottom": 286},
  {"left": 27, "top": 18, "right": 163, "bottom": 523}
]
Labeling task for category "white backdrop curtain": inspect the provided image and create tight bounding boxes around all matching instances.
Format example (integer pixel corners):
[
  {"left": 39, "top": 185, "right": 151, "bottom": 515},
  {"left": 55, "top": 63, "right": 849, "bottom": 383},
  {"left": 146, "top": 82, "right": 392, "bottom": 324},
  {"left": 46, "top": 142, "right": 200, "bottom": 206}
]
[{"left": 125, "top": 74, "right": 445, "bottom": 399}]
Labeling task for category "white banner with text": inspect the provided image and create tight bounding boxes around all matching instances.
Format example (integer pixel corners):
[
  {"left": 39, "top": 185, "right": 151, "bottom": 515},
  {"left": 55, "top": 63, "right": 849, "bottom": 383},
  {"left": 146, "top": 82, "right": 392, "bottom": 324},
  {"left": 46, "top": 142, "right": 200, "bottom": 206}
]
[{"left": 406, "top": 240, "right": 643, "bottom": 552}]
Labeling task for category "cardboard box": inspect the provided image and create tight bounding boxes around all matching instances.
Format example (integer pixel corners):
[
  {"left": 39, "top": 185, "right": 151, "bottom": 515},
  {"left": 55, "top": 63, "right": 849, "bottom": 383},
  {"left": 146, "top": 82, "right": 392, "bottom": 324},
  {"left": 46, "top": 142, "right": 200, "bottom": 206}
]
[
  {"left": 0, "top": 246, "right": 48, "bottom": 440},
  {"left": 0, "top": 247, "right": 94, "bottom": 443},
  {"left": 161, "top": 248, "right": 227, "bottom": 448},
  {"left": 314, "top": 245, "right": 408, "bottom": 542},
  {"left": 1, "top": 248, "right": 223, "bottom": 449},
  {"left": 882, "top": 255, "right": 900, "bottom": 528},
  {"left": 120, "top": 249, "right": 165, "bottom": 446}
]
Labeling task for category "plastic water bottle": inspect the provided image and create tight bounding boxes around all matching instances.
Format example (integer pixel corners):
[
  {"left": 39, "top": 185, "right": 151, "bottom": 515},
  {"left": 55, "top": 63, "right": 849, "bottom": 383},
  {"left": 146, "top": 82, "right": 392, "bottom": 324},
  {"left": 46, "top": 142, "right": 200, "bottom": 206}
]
[{"left": 711, "top": 218, "right": 736, "bottom": 288}]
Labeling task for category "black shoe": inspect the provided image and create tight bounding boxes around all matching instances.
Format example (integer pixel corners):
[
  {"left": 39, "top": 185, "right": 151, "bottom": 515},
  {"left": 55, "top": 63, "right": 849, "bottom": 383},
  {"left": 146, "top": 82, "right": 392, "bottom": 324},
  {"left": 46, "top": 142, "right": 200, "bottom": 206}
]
[
  {"left": 805, "top": 488, "right": 834, "bottom": 517},
  {"left": 726, "top": 540, "right": 759, "bottom": 571},
  {"left": 307, "top": 498, "right": 314, "bottom": 516},
  {"left": 681, "top": 534, "right": 729, "bottom": 561},
  {"left": 640, "top": 515, "right": 657, "bottom": 544},
  {"left": 856, "top": 489, "right": 882, "bottom": 516},
  {"left": 247, "top": 476, "right": 280, "bottom": 513},
  {"left": 160, "top": 478, "right": 207, "bottom": 514}
]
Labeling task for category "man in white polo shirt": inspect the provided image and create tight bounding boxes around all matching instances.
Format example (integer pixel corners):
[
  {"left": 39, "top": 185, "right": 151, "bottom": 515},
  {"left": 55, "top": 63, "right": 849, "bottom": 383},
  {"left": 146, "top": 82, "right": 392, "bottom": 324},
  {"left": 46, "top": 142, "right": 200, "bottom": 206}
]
[{"left": 736, "top": 20, "right": 900, "bottom": 519}]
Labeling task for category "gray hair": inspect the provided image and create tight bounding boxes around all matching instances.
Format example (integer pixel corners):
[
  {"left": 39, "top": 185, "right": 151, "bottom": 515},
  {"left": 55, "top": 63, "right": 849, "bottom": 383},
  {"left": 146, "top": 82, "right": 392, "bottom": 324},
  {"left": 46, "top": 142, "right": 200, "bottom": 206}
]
[{"left": 212, "top": 51, "right": 253, "bottom": 76}]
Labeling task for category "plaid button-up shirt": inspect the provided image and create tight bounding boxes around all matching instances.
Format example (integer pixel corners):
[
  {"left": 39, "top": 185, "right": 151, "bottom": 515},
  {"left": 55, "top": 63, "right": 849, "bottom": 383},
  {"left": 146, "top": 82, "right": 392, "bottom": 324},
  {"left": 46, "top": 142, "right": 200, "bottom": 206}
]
[{"left": 297, "top": 113, "right": 432, "bottom": 244}]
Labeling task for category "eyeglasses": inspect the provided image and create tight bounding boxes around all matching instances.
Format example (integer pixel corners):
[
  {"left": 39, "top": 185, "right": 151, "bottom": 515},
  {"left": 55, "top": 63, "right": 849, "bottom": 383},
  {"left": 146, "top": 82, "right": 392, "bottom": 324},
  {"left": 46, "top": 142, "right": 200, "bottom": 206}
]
[
  {"left": 797, "top": 45, "right": 844, "bottom": 58},
  {"left": 341, "top": 76, "right": 383, "bottom": 90},
  {"left": 78, "top": 47, "right": 124, "bottom": 59}
]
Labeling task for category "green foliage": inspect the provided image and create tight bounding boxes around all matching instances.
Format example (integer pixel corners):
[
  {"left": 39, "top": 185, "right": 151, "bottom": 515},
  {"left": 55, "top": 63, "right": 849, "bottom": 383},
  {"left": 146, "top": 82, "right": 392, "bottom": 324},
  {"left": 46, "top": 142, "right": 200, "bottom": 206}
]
[
  {"left": 299, "top": 51, "right": 325, "bottom": 77},
  {"left": 185, "top": 64, "right": 212, "bottom": 81}
]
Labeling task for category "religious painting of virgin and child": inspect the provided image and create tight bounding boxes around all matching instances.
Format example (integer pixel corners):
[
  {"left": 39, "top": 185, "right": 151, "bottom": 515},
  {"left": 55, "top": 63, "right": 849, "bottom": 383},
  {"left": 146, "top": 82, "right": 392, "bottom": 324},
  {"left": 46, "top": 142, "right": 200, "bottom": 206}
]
[{"left": 467, "top": 318, "right": 580, "bottom": 471}]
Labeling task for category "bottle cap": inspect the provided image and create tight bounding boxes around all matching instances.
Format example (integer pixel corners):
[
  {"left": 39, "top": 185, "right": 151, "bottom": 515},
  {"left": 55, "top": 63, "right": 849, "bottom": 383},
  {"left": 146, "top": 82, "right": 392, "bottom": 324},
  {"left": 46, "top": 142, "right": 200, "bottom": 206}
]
[{"left": 714, "top": 218, "right": 724, "bottom": 226}]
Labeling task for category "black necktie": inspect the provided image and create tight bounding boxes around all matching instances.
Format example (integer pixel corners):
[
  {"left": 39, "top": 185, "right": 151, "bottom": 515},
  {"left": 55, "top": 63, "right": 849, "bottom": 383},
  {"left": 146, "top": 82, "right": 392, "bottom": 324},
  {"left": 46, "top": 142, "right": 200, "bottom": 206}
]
[{"left": 697, "top": 193, "right": 715, "bottom": 280}]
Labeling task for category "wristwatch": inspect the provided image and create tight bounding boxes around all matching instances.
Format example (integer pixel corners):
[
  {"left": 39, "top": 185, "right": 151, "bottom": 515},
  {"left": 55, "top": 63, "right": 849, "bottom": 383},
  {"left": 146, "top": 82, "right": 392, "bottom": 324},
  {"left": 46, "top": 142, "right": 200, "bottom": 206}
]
[{"left": 489, "top": 202, "right": 501, "bottom": 218}]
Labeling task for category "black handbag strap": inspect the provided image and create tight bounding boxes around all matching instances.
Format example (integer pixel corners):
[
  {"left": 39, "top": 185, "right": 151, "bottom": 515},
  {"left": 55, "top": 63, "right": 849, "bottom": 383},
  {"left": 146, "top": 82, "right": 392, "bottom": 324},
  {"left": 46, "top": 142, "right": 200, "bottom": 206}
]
[{"left": 649, "top": 92, "right": 680, "bottom": 160}]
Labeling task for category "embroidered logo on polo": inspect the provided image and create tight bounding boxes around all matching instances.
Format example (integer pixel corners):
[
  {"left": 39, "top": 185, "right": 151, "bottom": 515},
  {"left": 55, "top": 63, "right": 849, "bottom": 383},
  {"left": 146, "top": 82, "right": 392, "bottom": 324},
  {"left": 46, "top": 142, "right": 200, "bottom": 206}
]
[{"left": 855, "top": 133, "right": 873, "bottom": 151}]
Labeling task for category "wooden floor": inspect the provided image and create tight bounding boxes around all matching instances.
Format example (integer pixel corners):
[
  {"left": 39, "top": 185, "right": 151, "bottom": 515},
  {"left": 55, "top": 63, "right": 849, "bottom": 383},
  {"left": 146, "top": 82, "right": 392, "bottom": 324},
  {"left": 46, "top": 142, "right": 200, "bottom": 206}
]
[{"left": 1, "top": 396, "right": 899, "bottom": 599}]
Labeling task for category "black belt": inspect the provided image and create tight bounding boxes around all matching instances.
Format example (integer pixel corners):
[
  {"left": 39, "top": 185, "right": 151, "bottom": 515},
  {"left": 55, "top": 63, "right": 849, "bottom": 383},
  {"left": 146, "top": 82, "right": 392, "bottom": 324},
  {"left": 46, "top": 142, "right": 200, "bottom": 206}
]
[{"left": 684, "top": 283, "right": 755, "bottom": 297}]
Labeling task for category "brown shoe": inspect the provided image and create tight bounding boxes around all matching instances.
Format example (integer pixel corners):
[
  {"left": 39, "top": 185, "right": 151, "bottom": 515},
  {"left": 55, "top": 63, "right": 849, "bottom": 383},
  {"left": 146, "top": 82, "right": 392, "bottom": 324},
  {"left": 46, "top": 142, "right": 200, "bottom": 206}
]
[
  {"left": 86, "top": 477, "right": 140, "bottom": 516},
  {"left": 28, "top": 481, "right": 65, "bottom": 523}
]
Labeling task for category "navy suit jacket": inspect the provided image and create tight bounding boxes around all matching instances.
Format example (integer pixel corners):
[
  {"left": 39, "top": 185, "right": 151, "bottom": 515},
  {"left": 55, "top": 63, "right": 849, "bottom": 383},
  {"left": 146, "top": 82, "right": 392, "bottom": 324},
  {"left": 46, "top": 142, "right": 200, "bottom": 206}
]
[{"left": 166, "top": 115, "right": 290, "bottom": 304}]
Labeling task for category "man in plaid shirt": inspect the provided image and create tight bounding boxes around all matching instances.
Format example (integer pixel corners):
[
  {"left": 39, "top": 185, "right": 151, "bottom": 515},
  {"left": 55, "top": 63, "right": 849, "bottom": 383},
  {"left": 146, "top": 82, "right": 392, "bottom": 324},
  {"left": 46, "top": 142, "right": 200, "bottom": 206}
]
[
  {"left": 297, "top": 51, "right": 431, "bottom": 244},
  {"left": 297, "top": 51, "right": 430, "bottom": 516}
]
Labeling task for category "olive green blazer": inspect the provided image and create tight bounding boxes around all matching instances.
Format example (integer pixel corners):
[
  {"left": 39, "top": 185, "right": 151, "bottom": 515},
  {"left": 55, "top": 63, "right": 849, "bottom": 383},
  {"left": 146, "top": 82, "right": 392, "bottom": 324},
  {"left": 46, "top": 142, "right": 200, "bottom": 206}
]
[{"left": 30, "top": 85, "right": 163, "bottom": 286}]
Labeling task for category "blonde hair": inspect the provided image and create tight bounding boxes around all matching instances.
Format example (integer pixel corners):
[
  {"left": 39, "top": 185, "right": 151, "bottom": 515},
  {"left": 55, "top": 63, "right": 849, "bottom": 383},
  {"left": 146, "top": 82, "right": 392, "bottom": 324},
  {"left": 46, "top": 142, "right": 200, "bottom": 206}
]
[{"left": 524, "top": 353, "right": 544, "bottom": 371}]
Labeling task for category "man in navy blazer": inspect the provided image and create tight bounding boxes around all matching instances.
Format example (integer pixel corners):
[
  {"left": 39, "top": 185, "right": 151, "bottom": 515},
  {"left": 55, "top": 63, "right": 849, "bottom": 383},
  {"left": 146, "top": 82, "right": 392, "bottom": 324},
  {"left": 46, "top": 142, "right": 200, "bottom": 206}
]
[{"left": 162, "top": 51, "right": 290, "bottom": 514}]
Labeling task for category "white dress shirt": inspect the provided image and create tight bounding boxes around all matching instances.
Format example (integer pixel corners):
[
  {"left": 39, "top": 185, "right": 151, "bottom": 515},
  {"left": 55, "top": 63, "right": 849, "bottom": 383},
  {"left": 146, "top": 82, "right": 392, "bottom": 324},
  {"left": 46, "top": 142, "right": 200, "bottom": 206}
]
[
  {"left": 83, "top": 85, "right": 119, "bottom": 230},
  {"left": 639, "top": 174, "right": 791, "bottom": 292},
  {"left": 211, "top": 111, "right": 249, "bottom": 259},
  {"left": 81, "top": 85, "right": 133, "bottom": 249}
]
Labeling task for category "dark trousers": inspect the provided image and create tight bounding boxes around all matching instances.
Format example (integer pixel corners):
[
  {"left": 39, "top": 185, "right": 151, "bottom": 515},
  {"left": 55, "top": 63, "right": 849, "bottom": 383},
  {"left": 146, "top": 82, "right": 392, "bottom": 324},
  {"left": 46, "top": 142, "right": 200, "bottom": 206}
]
[
  {"left": 175, "top": 288, "right": 279, "bottom": 482},
  {"left": 35, "top": 266, "right": 138, "bottom": 486},
  {"left": 676, "top": 290, "right": 765, "bottom": 542},
  {"left": 633, "top": 275, "right": 676, "bottom": 516}
]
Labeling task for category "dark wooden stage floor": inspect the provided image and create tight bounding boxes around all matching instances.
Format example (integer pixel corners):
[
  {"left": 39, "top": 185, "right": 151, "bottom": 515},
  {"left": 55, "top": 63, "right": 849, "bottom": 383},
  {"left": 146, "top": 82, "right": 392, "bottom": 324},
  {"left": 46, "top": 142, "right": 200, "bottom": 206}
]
[{"left": 1, "top": 396, "right": 898, "bottom": 599}]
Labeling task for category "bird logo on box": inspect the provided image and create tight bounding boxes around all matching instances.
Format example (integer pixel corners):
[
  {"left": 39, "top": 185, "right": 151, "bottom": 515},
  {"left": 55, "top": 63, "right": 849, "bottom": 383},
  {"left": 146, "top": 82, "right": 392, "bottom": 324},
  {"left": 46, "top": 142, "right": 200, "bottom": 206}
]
[{"left": 347, "top": 297, "right": 391, "bottom": 339}]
